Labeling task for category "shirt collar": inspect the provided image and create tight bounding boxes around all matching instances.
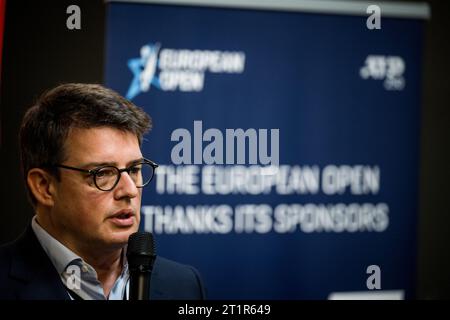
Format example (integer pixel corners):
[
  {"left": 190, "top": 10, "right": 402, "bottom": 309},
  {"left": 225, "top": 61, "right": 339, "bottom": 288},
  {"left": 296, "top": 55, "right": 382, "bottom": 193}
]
[
  {"left": 31, "top": 215, "right": 81, "bottom": 275},
  {"left": 31, "top": 215, "right": 131, "bottom": 300},
  {"left": 31, "top": 215, "right": 129, "bottom": 272}
]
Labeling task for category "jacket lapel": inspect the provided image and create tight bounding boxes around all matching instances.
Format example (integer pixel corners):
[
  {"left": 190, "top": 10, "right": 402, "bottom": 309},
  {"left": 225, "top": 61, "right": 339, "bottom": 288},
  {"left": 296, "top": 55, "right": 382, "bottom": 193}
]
[{"left": 9, "top": 226, "right": 70, "bottom": 300}]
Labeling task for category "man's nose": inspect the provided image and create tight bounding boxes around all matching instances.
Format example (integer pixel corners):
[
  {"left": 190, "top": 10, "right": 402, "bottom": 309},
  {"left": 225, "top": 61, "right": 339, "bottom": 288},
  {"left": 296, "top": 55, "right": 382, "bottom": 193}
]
[{"left": 114, "top": 171, "right": 139, "bottom": 199}]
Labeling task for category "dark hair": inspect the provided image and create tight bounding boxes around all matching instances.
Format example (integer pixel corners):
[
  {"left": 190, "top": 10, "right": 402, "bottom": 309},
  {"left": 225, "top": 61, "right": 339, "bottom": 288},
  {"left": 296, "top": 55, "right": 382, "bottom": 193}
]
[{"left": 19, "top": 83, "right": 152, "bottom": 206}]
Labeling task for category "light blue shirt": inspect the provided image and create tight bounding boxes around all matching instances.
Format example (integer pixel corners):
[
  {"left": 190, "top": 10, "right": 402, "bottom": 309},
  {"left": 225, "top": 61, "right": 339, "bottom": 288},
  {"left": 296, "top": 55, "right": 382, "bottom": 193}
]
[{"left": 31, "top": 216, "right": 130, "bottom": 300}]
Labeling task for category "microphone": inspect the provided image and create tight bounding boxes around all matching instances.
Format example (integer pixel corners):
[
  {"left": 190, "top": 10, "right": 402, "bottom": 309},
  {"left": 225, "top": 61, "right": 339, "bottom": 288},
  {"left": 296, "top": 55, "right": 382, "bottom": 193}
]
[{"left": 127, "top": 232, "right": 156, "bottom": 300}]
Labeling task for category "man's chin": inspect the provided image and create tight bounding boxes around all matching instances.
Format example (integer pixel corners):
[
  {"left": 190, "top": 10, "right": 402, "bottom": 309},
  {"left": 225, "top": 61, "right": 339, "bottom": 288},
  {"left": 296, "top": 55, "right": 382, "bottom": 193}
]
[{"left": 110, "top": 226, "right": 139, "bottom": 243}]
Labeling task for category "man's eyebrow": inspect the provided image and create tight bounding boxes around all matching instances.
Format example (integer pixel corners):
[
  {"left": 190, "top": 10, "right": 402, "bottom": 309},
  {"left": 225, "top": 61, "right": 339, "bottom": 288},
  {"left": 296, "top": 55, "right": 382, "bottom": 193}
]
[
  {"left": 81, "top": 158, "right": 144, "bottom": 169},
  {"left": 127, "top": 157, "right": 145, "bottom": 166}
]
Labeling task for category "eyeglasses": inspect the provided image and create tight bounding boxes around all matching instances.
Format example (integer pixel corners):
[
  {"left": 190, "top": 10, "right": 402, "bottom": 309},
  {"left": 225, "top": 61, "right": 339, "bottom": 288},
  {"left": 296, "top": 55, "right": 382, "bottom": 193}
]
[{"left": 51, "top": 158, "right": 158, "bottom": 191}]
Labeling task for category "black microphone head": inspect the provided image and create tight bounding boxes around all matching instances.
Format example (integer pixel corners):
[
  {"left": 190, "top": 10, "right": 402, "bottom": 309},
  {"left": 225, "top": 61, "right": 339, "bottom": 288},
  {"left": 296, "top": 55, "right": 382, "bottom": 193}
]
[
  {"left": 127, "top": 232, "right": 155, "bottom": 256},
  {"left": 127, "top": 232, "right": 156, "bottom": 271}
]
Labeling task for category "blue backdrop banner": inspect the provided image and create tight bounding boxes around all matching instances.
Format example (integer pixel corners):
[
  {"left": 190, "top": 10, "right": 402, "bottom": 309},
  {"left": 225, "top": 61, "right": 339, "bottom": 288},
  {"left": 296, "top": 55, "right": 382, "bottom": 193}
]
[{"left": 104, "top": 0, "right": 426, "bottom": 299}]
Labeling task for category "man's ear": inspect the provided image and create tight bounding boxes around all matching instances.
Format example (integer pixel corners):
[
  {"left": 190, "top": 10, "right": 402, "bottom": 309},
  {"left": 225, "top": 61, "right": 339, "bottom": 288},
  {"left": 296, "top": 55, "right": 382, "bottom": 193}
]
[{"left": 27, "top": 168, "right": 57, "bottom": 207}]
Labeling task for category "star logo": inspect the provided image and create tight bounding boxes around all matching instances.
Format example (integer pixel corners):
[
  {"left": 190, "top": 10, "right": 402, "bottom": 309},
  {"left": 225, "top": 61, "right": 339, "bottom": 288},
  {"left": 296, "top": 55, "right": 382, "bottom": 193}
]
[{"left": 126, "top": 43, "right": 161, "bottom": 100}]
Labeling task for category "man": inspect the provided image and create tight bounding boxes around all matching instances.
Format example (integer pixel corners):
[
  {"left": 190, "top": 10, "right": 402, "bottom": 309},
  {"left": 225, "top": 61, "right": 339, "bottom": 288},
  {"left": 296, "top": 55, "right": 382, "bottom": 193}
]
[{"left": 0, "top": 83, "right": 206, "bottom": 300}]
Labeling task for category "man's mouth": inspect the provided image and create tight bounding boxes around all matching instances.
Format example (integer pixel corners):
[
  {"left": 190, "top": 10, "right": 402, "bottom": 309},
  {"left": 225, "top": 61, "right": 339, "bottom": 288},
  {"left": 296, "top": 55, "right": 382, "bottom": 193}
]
[
  {"left": 115, "top": 212, "right": 132, "bottom": 219},
  {"left": 109, "top": 210, "right": 135, "bottom": 227}
]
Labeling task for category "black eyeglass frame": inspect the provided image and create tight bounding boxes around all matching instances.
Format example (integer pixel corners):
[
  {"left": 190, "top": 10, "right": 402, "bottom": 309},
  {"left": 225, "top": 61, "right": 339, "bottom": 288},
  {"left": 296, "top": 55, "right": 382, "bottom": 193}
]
[{"left": 49, "top": 158, "right": 159, "bottom": 191}]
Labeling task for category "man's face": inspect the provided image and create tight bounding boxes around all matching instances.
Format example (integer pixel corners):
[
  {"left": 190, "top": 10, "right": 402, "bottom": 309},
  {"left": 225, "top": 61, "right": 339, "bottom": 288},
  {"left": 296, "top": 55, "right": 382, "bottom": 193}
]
[{"left": 50, "top": 127, "right": 143, "bottom": 253}]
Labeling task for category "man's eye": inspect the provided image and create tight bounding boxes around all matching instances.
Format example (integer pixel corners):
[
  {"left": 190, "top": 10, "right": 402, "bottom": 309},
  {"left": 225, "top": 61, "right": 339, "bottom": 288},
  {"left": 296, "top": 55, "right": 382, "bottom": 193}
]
[
  {"left": 96, "top": 168, "right": 116, "bottom": 178},
  {"left": 129, "top": 166, "right": 141, "bottom": 174}
]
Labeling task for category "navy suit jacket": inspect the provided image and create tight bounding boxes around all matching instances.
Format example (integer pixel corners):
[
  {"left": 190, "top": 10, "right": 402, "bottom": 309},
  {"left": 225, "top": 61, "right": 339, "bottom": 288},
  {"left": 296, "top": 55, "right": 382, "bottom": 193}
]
[{"left": 0, "top": 226, "right": 206, "bottom": 300}]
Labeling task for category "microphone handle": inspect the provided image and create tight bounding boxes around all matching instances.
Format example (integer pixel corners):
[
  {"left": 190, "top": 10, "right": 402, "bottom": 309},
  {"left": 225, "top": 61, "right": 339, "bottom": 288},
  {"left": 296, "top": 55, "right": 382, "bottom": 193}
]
[{"left": 129, "top": 271, "right": 150, "bottom": 300}]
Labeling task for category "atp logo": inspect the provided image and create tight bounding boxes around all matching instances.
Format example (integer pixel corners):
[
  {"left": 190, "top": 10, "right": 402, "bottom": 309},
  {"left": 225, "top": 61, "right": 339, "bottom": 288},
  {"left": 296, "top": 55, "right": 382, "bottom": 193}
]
[
  {"left": 126, "top": 42, "right": 246, "bottom": 100},
  {"left": 360, "top": 55, "right": 405, "bottom": 91}
]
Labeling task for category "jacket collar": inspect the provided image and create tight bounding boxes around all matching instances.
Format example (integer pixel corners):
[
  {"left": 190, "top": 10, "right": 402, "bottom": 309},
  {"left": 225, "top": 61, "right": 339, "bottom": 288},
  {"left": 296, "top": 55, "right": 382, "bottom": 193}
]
[{"left": 9, "top": 225, "right": 70, "bottom": 300}]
